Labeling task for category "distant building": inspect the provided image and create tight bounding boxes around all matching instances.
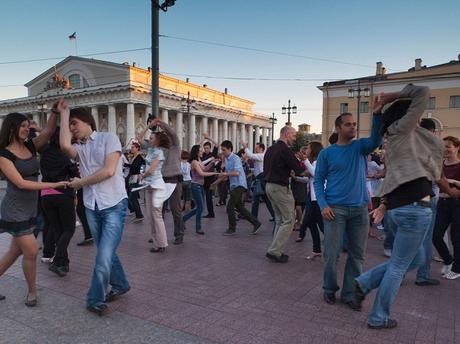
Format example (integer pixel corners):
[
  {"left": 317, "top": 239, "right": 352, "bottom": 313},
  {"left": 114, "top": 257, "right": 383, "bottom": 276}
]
[
  {"left": 318, "top": 55, "right": 460, "bottom": 146},
  {"left": 298, "top": 123, "right": 311, "bottom": 134},
  {"left": 298, "top": 123, "right": 321, "bottom": 142},
  {"left": 0, "top": 56, "right": 272, "bottom": 150}
]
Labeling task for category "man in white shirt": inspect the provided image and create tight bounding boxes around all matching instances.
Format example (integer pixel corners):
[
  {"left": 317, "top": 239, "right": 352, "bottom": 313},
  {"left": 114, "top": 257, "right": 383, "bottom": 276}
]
[
  {"left": 59, "top": 101, "right": 130, "bottom": 316},
  {"left": 241, "top": 142, "right": 275, "bottom": 222}
]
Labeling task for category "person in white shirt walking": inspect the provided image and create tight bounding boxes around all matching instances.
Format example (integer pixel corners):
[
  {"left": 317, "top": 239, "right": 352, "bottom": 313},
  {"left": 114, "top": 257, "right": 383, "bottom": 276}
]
[{"left": 240, "top": 142, "right": 275, "bottom": 221}]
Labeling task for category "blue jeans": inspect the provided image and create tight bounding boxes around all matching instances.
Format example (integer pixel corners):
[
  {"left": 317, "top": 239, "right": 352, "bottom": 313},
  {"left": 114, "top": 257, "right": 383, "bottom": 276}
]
[
  {"left": 323, "top": 205, "right": 368, "bottom": 302},
  {"left": 85, "top": 199, "right": 130, "bottom": 307},
  {"left": 416, "top": 196, "right": 438, "bottom": 282},
  {"left": 356, "top": 204, "right": 432, "bottom": 326},
  {"left": 182, "top": 183, "right": 204, "bottom": 231}
]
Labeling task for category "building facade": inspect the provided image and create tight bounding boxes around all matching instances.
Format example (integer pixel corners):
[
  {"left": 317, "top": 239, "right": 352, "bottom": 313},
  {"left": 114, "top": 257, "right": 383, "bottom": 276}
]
[
  {"left": 318, "top": 55, "right": 460, "bottom": 146},
  {"left": 0, "top": 56, "right": 272, "bottom": 150}
]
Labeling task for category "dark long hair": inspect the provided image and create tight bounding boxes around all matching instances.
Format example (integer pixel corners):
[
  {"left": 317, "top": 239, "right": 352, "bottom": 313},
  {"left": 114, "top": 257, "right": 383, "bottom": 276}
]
[
  {"left": 153, "top": 131, "right": 170, "bottom": 149},
  {"left": 0, "top": 112, "right": 29, "bottom": 149},
  {"left": 308, "top": 141, "right": 323, "bottom": 162},
  {"left": 188, "top": 145, "right": 201, "bottom": 163}
]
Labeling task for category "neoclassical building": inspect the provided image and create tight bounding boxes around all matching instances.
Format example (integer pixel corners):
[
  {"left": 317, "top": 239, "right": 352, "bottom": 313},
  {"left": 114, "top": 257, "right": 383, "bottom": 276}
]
[{"left": 0, "top": 56, "right": 273, "bottom": 150}]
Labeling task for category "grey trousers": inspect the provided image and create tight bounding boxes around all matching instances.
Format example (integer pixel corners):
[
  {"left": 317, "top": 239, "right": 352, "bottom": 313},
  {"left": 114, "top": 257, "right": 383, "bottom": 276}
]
[{"left": 168, "top": 182, "right": 184, "bottom": 240}]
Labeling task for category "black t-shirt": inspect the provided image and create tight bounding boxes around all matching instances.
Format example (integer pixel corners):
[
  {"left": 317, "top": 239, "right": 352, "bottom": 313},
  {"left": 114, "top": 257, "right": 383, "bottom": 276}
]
[{"left": 386, "top": 177, "right": 432, "bottom": 210}]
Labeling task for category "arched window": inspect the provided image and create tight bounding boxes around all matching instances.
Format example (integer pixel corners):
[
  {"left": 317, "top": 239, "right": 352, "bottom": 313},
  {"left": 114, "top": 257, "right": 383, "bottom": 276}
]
[{"left": 68, "top": 74, "right": 81, "bottom": 89}]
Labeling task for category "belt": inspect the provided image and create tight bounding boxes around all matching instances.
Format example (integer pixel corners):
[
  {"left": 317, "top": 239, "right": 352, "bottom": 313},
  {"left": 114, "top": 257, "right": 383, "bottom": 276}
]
[{"left": 412, "top": 201, "right": 430, "bottom": 208}]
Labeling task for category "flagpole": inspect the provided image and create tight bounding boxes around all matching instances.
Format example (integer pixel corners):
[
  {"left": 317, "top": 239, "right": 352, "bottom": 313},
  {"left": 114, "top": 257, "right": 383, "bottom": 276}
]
[{"left": 74, "top": 38, "right": 78, "bottom": 56}]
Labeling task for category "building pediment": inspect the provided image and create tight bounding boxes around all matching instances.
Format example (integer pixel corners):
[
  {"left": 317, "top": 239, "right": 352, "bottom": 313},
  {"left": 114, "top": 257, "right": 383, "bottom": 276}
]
[{"left": 25, "top": 56, "right": 130, "bottom": 97}]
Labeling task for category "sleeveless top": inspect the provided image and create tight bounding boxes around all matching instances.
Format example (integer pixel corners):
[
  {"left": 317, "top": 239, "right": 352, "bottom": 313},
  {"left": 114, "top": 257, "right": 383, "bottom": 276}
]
[
  {"left": 191, "top": 161, "right": 204, "bottom": 186},
  {"left": 144, "top": 147, "right": 165, "bottom": 188},
  {"left": 0, "top": 140, "right": 40, "bottom": 235}
]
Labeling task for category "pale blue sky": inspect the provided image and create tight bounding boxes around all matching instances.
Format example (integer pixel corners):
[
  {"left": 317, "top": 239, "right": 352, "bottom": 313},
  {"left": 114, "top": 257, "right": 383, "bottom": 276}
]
[{"left": 1, "top": 0, "right": 459, "bottom": 133}]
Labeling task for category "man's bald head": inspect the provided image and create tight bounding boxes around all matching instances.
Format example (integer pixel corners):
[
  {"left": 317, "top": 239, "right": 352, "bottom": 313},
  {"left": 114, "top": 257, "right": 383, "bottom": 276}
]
[{"left": 279, "top": 126, "right": 297, "bottom": 146}]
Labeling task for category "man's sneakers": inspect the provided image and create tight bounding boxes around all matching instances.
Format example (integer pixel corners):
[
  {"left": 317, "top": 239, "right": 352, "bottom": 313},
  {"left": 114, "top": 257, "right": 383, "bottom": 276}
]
[
  {"left": 444, "top": 271, "right": 460, "bottom": 280},
  {"left": 265, "top": 252, "right": 289, "bottom": 263},
  {"left": 105, "top": 286, "right": 131, "bottom": 303},
  {"left": 383, "top": 249, "right": 392, "bottom": 258},
  {"left": 415, "top": 278, "right": 440, "bottom": 286},
  {"left": 323, "top": 292, "right": 336, "bottom": 304},
  {"left": 87, "top": 304, "right": 108, "bottom": 316},
  {"left": 223, "top": 229, "right": 236, "bottom": 236},
  {"left": 368, "top": 319, "right": 398, "bottom": 330},
  {"left": 77, "top": 238, "right": 94, "bottom": 246}
]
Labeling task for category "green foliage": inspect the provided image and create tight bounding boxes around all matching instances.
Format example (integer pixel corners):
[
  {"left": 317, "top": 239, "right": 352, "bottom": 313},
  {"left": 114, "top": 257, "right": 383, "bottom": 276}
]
[{"left": 292, "top": 132, "right": 309, "bottom": 152}]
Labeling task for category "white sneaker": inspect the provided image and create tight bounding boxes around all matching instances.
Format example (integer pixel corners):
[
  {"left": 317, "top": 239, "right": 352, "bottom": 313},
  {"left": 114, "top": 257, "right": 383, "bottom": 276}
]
[
  {"left": 377, "top": 224, "right": 384, "bottom": 230},
  {"left": 75, "top": 220, "right": 82, "bottom": 227},
  {"left": 444, "top": 270, "right": 460, "bottom": 280},
  {"left": 383, "top": 249, "right": 392, "bottom": 258},
  {"left": 441, "top": 263, "right": 452, "bottom": 276},
  {"left": 40, "top": 256, "right": 54, "bottom": 264}
]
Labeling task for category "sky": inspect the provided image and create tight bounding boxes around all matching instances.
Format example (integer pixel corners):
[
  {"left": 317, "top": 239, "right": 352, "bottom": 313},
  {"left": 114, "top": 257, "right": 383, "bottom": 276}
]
[{"left": 1, "top": 0, "right": 459, "bottom": 134}]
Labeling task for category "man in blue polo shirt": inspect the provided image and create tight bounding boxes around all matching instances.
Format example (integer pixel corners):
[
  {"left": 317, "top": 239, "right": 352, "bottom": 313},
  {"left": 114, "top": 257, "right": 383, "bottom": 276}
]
[
  {"left": 314, "top": 105, "right": 383, "bottom": 308},
  {"left": 220, "top": 140, "right": 261, "bottom": 236}
]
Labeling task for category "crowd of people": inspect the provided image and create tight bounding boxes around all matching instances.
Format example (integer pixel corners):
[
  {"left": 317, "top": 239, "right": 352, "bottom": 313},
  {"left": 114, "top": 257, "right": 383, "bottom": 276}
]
[{"left": 0, "top": 85, "right": 459, "bottom": 329}]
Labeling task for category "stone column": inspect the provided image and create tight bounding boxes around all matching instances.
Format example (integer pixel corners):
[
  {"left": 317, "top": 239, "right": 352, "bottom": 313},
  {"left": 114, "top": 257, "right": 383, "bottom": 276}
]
[
  {"left": 254, "top": 126, "right": 261, "bottom": 144},
  {"left": 91, "top": 106, "right": 99, "bottom": 131},
  {"left": 231, "top": 122, "right": 237, "bottom": 146},
  {"left": 268, "top": 128, "right": 272, "bottom": 146},
  {"left": 126, "top": 103, "right": 135, "bottom": 145},
  {"left": 248, "top": 124, "right": 254, "bottom": 151},
  {"left": 161, "top": 108, "right": 169, "bottom": 124},
  {"left": 213, "top": 118, "right": 219, "bottom": 143},
  {"left": 201, "top": 116, "right": 208, "bottom": 137},
  {"left": 240, "top": 123, "right": 246, "bottom": 145},
  {"left": 262, "top": 127, "right": 268, "bottom": 148},
  {"left": 188, "top": 113, "right": 196, "bottom": 150},
  {"left": 33, "top": 113, "right": 40, "bottom": 125},
  {"left": 108, "top": 104, "right": 116, "bottom": 134},
  {"left": 176, "top": 111, "right": 183, "bottom": 149},
  {"left": 223, "top": 120, "right": 228, "bottom": 141}
]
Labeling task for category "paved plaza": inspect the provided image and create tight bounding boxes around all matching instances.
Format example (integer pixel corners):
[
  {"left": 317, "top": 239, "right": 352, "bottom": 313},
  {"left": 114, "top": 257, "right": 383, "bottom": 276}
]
[{"left": 0, "top": 191, "right": 459, "bottom": 343}]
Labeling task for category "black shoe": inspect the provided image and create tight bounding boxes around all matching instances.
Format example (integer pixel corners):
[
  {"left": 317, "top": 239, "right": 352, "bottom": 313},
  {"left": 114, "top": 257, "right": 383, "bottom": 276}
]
[
  {"left": 77, "top": 238, "right": 93, "bottom": 246},
  {"left": 148, "top": 238, "right": 153, "bottom": 243},
  {"left": 86, "top": 304, "right": 108, "bottom": 316},
  {"left": 203, "top": 214, "right": 215, "bottom": 218},
  {"left": 223, "top": 229, "right": 236, "bottom": 236},
  {"left": 106, "top": 286, "right": 130, "bottom": 302},
  {"left": 323, "top": 292, "right": 336, "bottom": 304},
  {"left": 265, "top": 252, "right": 289, "bottom": 263},
  {"left": 251, "top": 222, "right": 262, "bottom": 235},
  {"left": 0, "top": 294, "right": 5, "bottom": 301},
  {"left": 342, "top": 299, "right": 361, "bottom": 312},
  {"left": 49, "top": 263, "right": 67, "bottom": 277},
  {"left": 150, "top": 247, "right": 166, "bottom": 253},
  {"left": 196, "top": 229, "right": 205, "bottom": 235},
  {"left": 173, "top": 237, "right": 183, "bottom": 245},
  {"left": 351, "top": 280, "right": 366, "bottom": 310},
  {"left": 62, "top": 265, "right": 69, "bottom": 273},
  {"left": 415, "top": 278, "right": 440, "bottom": 286},
  {"left": 367, "top": 319, "right": 398, "bottom": 329},
  {"left": 269, "top": 218, "right": 275, "bottom": 222}
]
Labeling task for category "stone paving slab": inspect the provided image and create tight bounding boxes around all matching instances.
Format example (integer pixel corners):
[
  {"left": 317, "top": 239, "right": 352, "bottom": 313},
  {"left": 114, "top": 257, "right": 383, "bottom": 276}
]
[{"left": 0, "top": 198, "right": 460, "bottom": 343}]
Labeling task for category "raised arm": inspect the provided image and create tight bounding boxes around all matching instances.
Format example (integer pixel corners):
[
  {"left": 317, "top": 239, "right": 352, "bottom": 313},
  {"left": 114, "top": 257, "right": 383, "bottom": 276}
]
[
  {"left": 58, "top": 99, "right": 78, "bottom": 160},
  {"left": 313, "top": 151, "right": 328, "bottom": 210},
  {"left": 192, "top": 160, "right": 218, "bottom": 177},
  {"left": 156, "top": 119, "right": 179, "bottom": 147},
  {"left": 32, "top": 106, "right": 58, "bottom": 151},
  {"left": 394, "top": 84, "right": 430, "bottom": 134}
]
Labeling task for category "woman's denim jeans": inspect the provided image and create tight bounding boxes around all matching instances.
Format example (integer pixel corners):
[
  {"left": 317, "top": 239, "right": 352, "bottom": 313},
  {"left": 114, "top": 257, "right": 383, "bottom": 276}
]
[
  {"left": 356, "top": 204, "right": 432, "bottom": 326},
  {"left": 85, "top": 199, "right": 130, "bottom": 307},
  {"left": 182, "top": 183, "right": 204, "bottom": 231}
]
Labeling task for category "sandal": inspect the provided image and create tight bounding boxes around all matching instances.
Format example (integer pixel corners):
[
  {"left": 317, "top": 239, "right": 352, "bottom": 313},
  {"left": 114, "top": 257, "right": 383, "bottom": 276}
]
[{"left": 25, "top": 293, "right": 37, "bottom": 307}]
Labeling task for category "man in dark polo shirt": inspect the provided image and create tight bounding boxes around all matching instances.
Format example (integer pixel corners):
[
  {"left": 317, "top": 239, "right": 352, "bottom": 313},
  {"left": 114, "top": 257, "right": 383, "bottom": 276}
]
[{"left": 264, "top": 126, "right": 304, "bottom": 263}]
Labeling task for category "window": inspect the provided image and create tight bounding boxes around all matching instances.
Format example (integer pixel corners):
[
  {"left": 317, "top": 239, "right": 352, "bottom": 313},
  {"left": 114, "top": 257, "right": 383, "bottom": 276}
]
[
  {"left": 359, "top": 101, "right": 369, "bottom": 113},
  {"left": 68, "top": 74, "right": 80, "bottom": 89},
  {"left": 427, "top": 97, "right": 436, "bottom": 110},
  {"left": 449, "top": 96, "right": 460, "bottom": 108},
  {"left": 340, "top": 103, "right": 348, "bottom": 114}
]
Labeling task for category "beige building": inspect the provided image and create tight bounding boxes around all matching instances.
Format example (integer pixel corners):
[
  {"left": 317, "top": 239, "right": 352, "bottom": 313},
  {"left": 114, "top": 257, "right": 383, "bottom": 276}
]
[
  {"left": 0, "top": 56, "right": 272, "bottom": 150},
  {"left": 318, "top": 55, "right": 460, "bottom": 146}
]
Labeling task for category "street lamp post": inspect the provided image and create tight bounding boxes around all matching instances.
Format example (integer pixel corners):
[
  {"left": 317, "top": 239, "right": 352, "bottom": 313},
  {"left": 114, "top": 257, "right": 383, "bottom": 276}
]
[
  {"left": 281, "top": 99, "right": 297, "bottom": 125},
  {"left": 36, "top": 102, "right": 47, "bottom": 128},
  {"left": 270, "top": 112, "right": 277, "bottom": 144},
  {"left": 151, "top": 0, "right": 176, "bottom": 119},
  {"left": 347, "top": 80, "right": 370, "bottom": 138}
]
